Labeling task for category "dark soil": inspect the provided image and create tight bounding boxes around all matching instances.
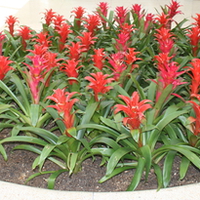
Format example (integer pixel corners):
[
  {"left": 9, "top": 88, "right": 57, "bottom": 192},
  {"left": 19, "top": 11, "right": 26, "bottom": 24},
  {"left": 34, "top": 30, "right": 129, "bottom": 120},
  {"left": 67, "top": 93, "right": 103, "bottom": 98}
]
[{"left": 0, "top": 130, "right": 200, "bottom": 192}]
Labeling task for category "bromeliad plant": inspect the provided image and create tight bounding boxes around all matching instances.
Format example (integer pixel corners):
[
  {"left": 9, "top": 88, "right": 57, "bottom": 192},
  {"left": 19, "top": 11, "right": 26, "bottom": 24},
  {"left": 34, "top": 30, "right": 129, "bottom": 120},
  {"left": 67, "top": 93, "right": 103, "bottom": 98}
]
[{"left": 0, "top": 0, "right": 200, "bottom": 191}]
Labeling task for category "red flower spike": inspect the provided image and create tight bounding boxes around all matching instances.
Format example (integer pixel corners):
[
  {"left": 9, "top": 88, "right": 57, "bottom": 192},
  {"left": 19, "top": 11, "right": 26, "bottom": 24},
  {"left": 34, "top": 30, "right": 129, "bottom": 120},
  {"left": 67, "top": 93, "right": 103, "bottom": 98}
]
[
  {"left": 115, "top": 32, "right": 130, "bottom": 52},
  {"left": 0, "top": 32, "right": 6, "bottom": 56},
  {"left": 120, "top": 23, "right": 135, "bottom": 37},
  {"left": 0, "top": 56, "right": 13, "bottom": 80},
  {"left": 193, "top": 14, "right": 200, "bottom": 29},
  {"left": 85, "top": 72, "right": 114, "bottom": 101},
  {"left": 28, "top": 44, "right": 48, "bottom": 56},
  {"left": 187, "top": 99, "right": 200, "bottom": 136},
  {"left": 53, "top": 14, "right": 66, "bottom": 31},
  {"left": 57, "top": 23, "right": 72, "bottom": 52},
  {"left": 114, "top": 91, "right": 152, "bottom": 130},
  {"left": 32, "top": 32, "right": 52, "bottom": 48},
  {"left": 18, "top": 26, "right": 33, "bottom": 50},
  {"left": 96, "top": 2, "right": 108, "bottom": 26},
  {"left": 167, "top": 0, "right": 182, "bottom": 19},
  {"left": 43, "top": 9, "right": 56, "bottom": 26},
  {"left": 65, "top": 42, "right": 86, "bottom": 61},
  {"left": 124, "top": 48, "right": 141, "bottom": 68},
  {"left": 108, "top": 52, "right": 126, "bottom": 82},
  {"left": 47, "top": 88, "right": 79, "bottom": 137},
  {"left": 132, "top": 4, "right": 145, "bottom": 19},
  {"left": 187, "top": 58, "right": 200, "bottom": 98},
  {"left": 115, "top": 6, "right": 129, "bottom": 25},
  {"left": 60, "top": 59, "right": 82, "bottom": 85},
  {"left": 5, "top": 15, "right": 18, "bottom": 36},
  {"left": 92, "top": 48, "right": 106, "bottom": 70},
  {"left": 187, "top": 27, "right": 200, "bottom": 57},
  {"left": 71, "top": 6, "right": 85, "bottom": 29},
  {"left": 144, "top": 13, "right": 155, "bottom": 33},
  {"left": 156, "top": 12, "right": 171, "bottom": 28},
  {"left": 77, "top": 32, "right": 97, "bottom": 51},
  {"left": 83, "top": 14, "right": 101, "bottom": 35}
]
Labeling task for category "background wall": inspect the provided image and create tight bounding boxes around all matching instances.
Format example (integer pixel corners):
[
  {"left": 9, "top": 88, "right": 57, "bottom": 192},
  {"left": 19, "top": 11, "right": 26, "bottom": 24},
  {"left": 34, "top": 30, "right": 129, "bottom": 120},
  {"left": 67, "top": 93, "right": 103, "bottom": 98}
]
[{"left": 1, "top": 0, "right": 200, "bottom": 30}]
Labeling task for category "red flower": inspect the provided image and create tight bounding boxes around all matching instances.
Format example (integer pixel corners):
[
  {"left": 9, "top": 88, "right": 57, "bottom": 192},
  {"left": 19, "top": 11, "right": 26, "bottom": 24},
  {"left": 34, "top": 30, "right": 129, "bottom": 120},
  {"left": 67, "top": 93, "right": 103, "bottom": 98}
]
[
  {"left": 115, "top": 32, "right": 130, "bottom": 52},
  {"left": 167, "top": 0, "right": 182, "bottom": 19},
  {"left": 156, "top": 12, "right": 171, "bottom": 28},
  {"left": 53, "top": 14, "right": 66, "bottom": 31},
  {"left": 92, "top": 48, "right": 106, "bottom": 70},
  {"left": 124, "top": 48, "right": 141, "bottom": 68},
  {"left": 77, "top": 32, "right": 97, "bottom": 51},
  {"left": 65, "top": 42, "right": 86, "bottom": 61},
  {"left": 5, "top": 15, "right": 18, "bottom": 36},
  {"left": 114, "top": 91, "right": 152, "bottom": 130},
  {"left": 132, "top": 4, "right": 145, "bottom": 19},
  {"left": 187, "top": 58, "right": 200, "bottom": 98},
  {"left": 193, "top": 13, "right": 200, "bottom": 28},
  {"left": 32, "top": 32, "right": 52, "bottom": 48},
  {"left": 43, "top": 9, "right": 56, "bottom": 26},
  {"left": 23, "top": 55, "right": 48, "bottom": 104},
  {"left": 187, "top": 99, "right": 200, "bottom": 136},
  {"left": 187, "top": 27, "right": 200, "bottom": 57},
  {"left": 155, "top": 27, "right": 174, "bottom": 54},
  {"left": 85, "top": 72, "right": 114, "bottom": 101},
  {"left": 57, "top": 23, "right": 72, "bottom": 52},
  {"left": 144, "top": 13, "right": 155, "bottom": 33},
  {"left": 0, "top": 56, "right": 13, "bottom": 80},
  {"left": 47, "top": 88, "right": 79, "bottom": 137},
  {"left": 28, "top": 44, "right": 48, "bottom": 56},
  {"left": 18, "top": 26, "right": 33, "bottom": 50},
  {"left": 120, "top": 23, "right": 135, "bottom": 37},
  {"left": 71, "top": 6, "right": 85, "bottom": 29},
  {"left": 60, "top": 59, "right": 82, "bottom": 85},
  {"left": 96, "top": 2, "right": 108, "bottom": 25},
  {"left": 115, "top": 6, "right": 129, "bottom": 25},
  {"left": 0, "top": 32, "right": 5, "bottom": 56},
  {"left": 108, "top": 52, "right": 126, "bottom": 81},
  {"left": 83, "top": 14, "right": 101, "bottom": 35}
]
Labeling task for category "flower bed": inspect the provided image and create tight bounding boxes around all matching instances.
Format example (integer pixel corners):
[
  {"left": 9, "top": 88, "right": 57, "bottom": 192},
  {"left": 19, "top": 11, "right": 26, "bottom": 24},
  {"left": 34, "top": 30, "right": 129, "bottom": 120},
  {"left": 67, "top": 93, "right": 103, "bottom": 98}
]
[{"left": 0, "top": 0, "right": 200, "bottom": 191}]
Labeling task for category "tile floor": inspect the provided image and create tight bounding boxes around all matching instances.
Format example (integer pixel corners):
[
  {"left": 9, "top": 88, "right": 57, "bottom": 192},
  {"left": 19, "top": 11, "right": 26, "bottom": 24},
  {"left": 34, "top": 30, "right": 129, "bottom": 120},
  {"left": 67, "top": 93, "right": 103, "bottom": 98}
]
[{"left": 0, "top": 0, "right": 200, "bottom": 31}]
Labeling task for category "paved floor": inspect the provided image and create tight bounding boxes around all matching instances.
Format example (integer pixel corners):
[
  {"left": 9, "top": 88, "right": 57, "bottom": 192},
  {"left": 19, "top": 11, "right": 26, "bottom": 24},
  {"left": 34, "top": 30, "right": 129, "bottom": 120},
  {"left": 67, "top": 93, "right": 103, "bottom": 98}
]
[{"left": 0, "top": 0, "right": 200, "bottom": 31}]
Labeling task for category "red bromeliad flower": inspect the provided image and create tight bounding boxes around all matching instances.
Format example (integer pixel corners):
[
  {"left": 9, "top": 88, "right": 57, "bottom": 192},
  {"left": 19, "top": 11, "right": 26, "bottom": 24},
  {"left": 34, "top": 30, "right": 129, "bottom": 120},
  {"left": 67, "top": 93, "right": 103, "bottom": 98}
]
[
  {"left": 0, "top": 56, "right": 13, "bottom": 80},
  {"left": 167, "top": 0, "right": 182, "bottom": 19},
  {"left": 85, "top": 72, "right": 114, "bottom": 101},
  {"left": 23, "top": 55, "right": 49, "bottom": 104},
  {"left": 115, "top": 6, "right": 129, "bottom": 25},
  {"left": 83, "top": 14, "right": 101, "bottom": 35},
  {"left": 155, "top": 27, "right": 174, "bottom": 54},
  {"left": 187, "top": 99, "right": 200, "bottom": 136},
  {"left": 144, "top": 13, "right": 155, "bottom": 33},
  {"left": 53, "top": 14, "right": 66, "bottom": 31},
  {"left": 96, "top": 2, "right": 108, "bottom": 26},
  {"left": 18, "top": 26, "right": 33, "bottom": 50},
  {"left": 47, "top": 88, "right": 79, "bottom": 137},
  {"left": 92, "top": 48, "right": 106, "bottom": 70},
  {"left": 120, "top": 23, "right": 135, "bottom": 37},
  {"left": 5, "top": 15, "right": 18, "bottom": 36},
  {"left": 0, "top": 32, "right": 5, "bottom": 56},
  {"left": 43, "top": 9, "right": 56, "bottom": 26},
  {"left": 155, "top": 12, "right": 171, "bottom": 28},
  {"left": 71, "top": 6, "right": 85, "bottom": 30},
  {"left": 115, "top": 32, "right": 130, "bottom": 52},
  {"left": 77, "top": 32, "right": 97, "bottom": 51},
  {"left": 114, "top": 91, "right": 152, "bottom": 130},
  {"left": 28, "top": 44, "right": 48, "bottom": 56},
  {"left": 124, "top": 48, "right": 141, "bottom": 70},
  {"left": 154, "top": 53, "right": 186, "bottom": 101},
  {"left": 65, "top": 42, "right": 86, "bottom": 61},
  {"left": 57, "top": 23, "right": 72, "bottom": 52},
  {"left": 193, "top": 13, "right": 200, "bottom": 29},
  {"left": 108, "top": 52, "right": 126, "bottom": 82},
  {"left": 60, "top": 59, "right": 82, "bottom": 85},
  {"left": 131, "top": 4, "right": 145, "bottom": 20},
  {"left": 187, "top": 26, "right": 200, "bottom": 57},
  {"left": 32, "top": 32, "right": 52, "bottom": 48},
  {"left": 187, "top": 58, "right": 200, "bottom": 98}
]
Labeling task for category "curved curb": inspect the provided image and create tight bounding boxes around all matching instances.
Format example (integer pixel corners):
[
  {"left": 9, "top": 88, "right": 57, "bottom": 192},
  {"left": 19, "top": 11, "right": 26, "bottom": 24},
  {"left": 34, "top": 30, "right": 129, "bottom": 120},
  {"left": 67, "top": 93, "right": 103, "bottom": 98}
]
[{"left": 0, "top": 181, "right": 200, "bottom": 200}]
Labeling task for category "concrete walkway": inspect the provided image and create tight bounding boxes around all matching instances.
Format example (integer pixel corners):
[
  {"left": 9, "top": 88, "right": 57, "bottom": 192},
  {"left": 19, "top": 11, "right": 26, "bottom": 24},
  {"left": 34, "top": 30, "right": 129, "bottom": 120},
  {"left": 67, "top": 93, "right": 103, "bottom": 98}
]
[{"left": 0, "top": 180, "right": 200, "bottom": 200}]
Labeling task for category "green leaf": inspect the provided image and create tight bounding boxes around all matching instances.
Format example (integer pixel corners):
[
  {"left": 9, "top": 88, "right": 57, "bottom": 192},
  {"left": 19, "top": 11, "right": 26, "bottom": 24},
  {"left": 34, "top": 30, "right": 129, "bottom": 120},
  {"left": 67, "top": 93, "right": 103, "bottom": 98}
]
[
  {"left": 68, "top": 152, "right": 78, "bottom": 175},
  {"left": 0, "top": 144, "right": 7, "bottom": 161},
  {"left": 152, "top": 163, "right": 163, "bottom": 190},
  {"left": 179, "top": 157, "right": 190, "bottom": 180},
  {"left": 163, "top": 150, "right": 176, "bottom": 188},
  {"left": 106, "top": 147, "right": 133, "bottom": 176},
  {"left": 30, "top": 104, "right": 40, "bottom": 127},
  {"left": 47, "top": 169, "right": 67, "bottom": 189},
  {"left": 127, "top": 157, "right": 146, "bottom": 191}
]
